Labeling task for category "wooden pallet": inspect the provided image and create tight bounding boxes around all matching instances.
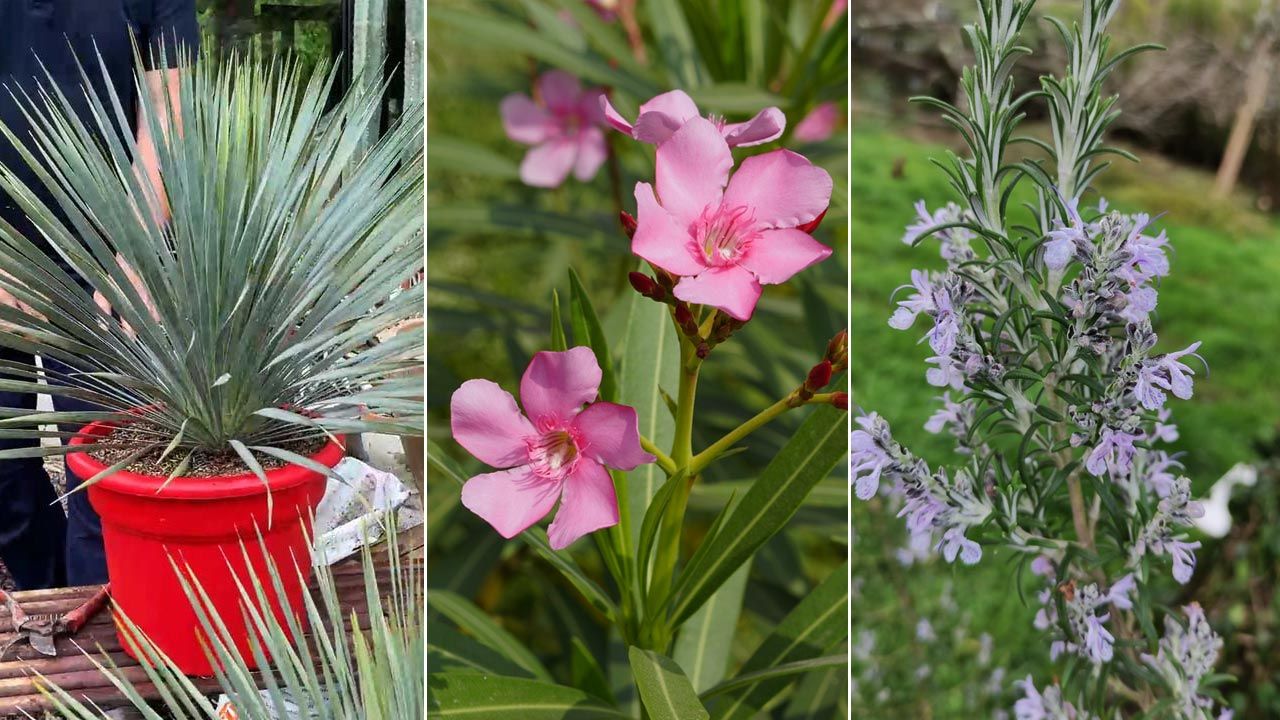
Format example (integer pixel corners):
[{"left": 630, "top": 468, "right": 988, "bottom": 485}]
[{"left": 0, "top": 557, "right": 412, "bottom": 717}]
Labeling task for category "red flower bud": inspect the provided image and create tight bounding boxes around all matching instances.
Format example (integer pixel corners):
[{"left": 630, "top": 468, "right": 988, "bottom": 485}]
[
  {"left": 797, "top": 209, "right": 827, "bottom": 235},
  {"left": 620, "top": 211, "right": 638, "bottom": 239},
  {"left": 806, "top": 360, "right": 833, "bottom": 392},
  {"left": 825, "top": 329, "right": 848, "bottom": 370},
  {"left": 653, "top": 268, "right": 677, "bottom": 293},
  {"left": 832, "top": 392, "right": 849, "bottom": 410},
  {"left": 628, "top": 272, "right": 665, "bottom": 301},
  {"left": 674, "top": 303, "right": 699, "bottom": 338}
]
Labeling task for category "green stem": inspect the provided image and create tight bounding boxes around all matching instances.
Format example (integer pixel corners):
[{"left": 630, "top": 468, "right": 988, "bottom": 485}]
[
  {"left": 688, "top": 392, "right": 839, "bottom": 477},
  {"left": 642, "top": 337, "right": 701, "bottom": 649},
  {"left": 640, "top": 436, "right": 677, "bottom": 476}
]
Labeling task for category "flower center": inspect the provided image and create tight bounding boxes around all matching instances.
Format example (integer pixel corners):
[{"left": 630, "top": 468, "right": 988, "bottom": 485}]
[
  {"left": 695, "top": 205, "right": 756, "bottom": 266},
  {"left": 528, "top": 429, "right": 580, "bottom": 479}
]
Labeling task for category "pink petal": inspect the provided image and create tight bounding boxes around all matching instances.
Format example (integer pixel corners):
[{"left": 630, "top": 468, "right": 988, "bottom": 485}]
[
  {"left": 637, "top": 90, "right": 700, "bottom": 124},
  {"left": 450, "top": 379, "right": 536, "bottom": 468},
  {"left": 721, "top": 107, "right": 785, "bottom": 147},
  {"left": 573, "top": 127, "right": 607, "bottom": 181},
  {"left": 739, "top": 228, "right": 833, "bottom": 285},
  {"left": 793, "top": 102, "right": 841, "bottom": 143},
  {"left": 632, "top": 182, "right": 707, "bottom": 276},
  {"left": 572, "top": 402, "right": 654, "bottom": 470},
  {"left": 461, "top": 466, "right": 561, "bottom": 539},
  {"left": 520, "top": 347, "right": 602, "bottom": 426},
  {"left": 500, "top": 94, "right": 552, "bottom": 145},
  {"left": 673, "top": 265, "right": 763, "bottom": 321},
  {"left": 722, "top": 149, "right": 832, "bottom": 230},
  {"left": 538, "top": 70, "right": 582, "bottom": 114},
  {"left": 631, "top": 112, "right": 684, "bottom": 145},
  {"left": 520, "top": 139, "right": 578, "bottom": 188},
  {"left": 655, "top": 117, "right": 732, "bottom": 225},
  {"left": 547, "top": 460, "right": 618, "bottom": 549},
  {"left": 600, "top": 94, "right": 634, "bottom": 134}
]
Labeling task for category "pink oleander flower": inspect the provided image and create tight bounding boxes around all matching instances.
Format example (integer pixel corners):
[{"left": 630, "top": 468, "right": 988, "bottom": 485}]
[
  {"left": 501, "top": 70, "right": 607, "bottom": 188},
  {"left": 601, "top": 89, "right": 785, "bottom": 147},
  {"left": 450, "top": 347, "right": 654, "bottom": 549},
  {"left": 793, "top": 102, "right": 842, "bottom": 143},
  {"left": 631, "top": 117, "right": 832, "bottom": 320}
]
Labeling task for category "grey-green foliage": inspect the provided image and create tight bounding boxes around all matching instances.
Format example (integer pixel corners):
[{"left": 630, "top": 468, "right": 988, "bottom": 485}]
[
  {"left": 0, "top": 48, "right": 424, "bottom": 476},
  {"left": 36, "top": 532, "right": 422, "bottom": 720}
]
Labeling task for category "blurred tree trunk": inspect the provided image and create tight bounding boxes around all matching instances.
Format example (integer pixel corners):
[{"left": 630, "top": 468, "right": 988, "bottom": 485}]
[{"left": 1215, "top": 29, "right": 1276, "bottom": 198}]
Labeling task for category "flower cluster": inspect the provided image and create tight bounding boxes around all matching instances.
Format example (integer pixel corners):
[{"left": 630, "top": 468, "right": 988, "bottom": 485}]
[
  {"left": 1142, "top": 604, "right": 1230, "bottom": 720},
  {"left": 1130, "top": 475, "right": 1205, "bottom": 584},
  {"left": 851, "top": 413, "right": 992, "bottom": 564},
  {"left": 1014, "top": 676, "right": 1096, "bottom": 720},
  {"left": 1040, "top": 578, "right": 1131, "bottom": 665}
]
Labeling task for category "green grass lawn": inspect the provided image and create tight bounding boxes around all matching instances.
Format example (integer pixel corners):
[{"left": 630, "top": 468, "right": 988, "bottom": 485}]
[{"left": 850, "top": 121, "right": 1280, "bottom": 714}]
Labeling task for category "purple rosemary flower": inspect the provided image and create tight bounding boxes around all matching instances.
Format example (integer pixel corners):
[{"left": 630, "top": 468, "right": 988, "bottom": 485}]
[
  {"left": 851, "top": 413, "right": 892, "bottom": 500},
  {"left": 1043, "top": 196, "right": 1089, "bottom": 270},
  {"left": 1082, "top": 612, "right": 1115, "bottom": 663},
  {"left": 1085, "top": 426, "right": 1140, "bottom": 477},
  {"left": 889, "top": 270, "right": 965, "bottom": 356},
  {"left": 924, "top": 391, "right": 965, "bottom": 434},
  {"left": 1134, "top": 342, "right": 1204, "bottom": 410},
  {"left": 1153, "top": 407, "right": 1179, "bottom": 443},
  {"left": 1168, "top": 539, "right": 1202, "bottom": 584},
  {"left": 1131, "top": 476, "right": 1205, "bottom": 584},
  {"left": 938, "top": 526, "right": 982, "bottom": 565},
  {"left": 889, "top": 269, "right": 935, "bottom": 330},
  {"left": 1106, "top": 573, "right": 1137, "bottom": 610},
  {"left": 925, "top": 355, "right": 966, "bottom": 389},
  {"left": 902, "top": 200, "right": 977, "bottom": 262},
  {"left": 1143, "top": 451, "right": 1181, "bottom": 498},
  {"left": 1015, "top": 675, "right": 1093, "bottom": 720},
  {"left": 1142, "top": 604, "right": 1227, "bottom": 719}
]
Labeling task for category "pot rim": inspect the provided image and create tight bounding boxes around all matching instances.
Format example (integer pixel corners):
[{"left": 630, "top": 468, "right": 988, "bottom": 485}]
[{"left": 67, "top": 420, "right": 345, "bottom": 500}]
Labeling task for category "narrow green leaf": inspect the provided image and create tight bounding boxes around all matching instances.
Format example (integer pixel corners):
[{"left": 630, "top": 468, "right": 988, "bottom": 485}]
[
  {"left": 669, "top": 405, "right": 846, "bottom": 625},
  {"left": 703, "top": 655, "right": 847, "bottom": 701},
  {"left": 567, "top": 267, "right": 617, "bottom": 402},
  {"left": 619, "top": 291, "right": 679, "bottom": 550},
  {"left": 427, "top": 134, "right": 520, "bottom": 179},
  {"left": 429, "top": 591, "right": 553, "bottom": 683},
  {"left": 673, "top": 560, "right": 751, "bottom": 693},
  {"left": 427, "top": 673, "right": 631, "bottom": 718},
  {"left": 708, "top": 564, "right": 849, "bottom": 719},
  {"left": 646, "top": 0, "right": 708, "bottom": 88},
  {"left": 628, "top": 647, "right": 710, "bottom": 720},
  {"left": 551, "top": 289, "right": 568, "bottom": 352},
  {"left": 569, "top": 637, "right": 614, "bottom": 703}
]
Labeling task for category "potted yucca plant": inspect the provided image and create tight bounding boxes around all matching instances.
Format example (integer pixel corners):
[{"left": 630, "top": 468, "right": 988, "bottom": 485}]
[{"left": 0, "top": 51, "right": 423, "bottom": 675}]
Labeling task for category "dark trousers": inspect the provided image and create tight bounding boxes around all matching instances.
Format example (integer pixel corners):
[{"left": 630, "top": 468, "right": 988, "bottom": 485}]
[{"left": 0, "top": 346, "right": 106, "bottom": 589}]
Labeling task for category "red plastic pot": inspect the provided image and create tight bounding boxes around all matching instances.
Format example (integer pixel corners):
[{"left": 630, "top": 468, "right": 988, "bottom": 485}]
[{"left": 67, "top": 421, "right": 344, "bottom": 676}]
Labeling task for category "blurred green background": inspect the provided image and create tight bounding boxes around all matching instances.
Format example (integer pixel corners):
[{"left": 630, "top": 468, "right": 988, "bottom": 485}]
[
  {"left": 854, "top": 1, "right": 1280, "bottom": 717},
  {"left": 425, "top": 1, "right": 849, "bottom": 716}
]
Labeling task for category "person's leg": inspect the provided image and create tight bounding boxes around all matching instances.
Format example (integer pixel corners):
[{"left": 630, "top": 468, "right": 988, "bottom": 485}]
[
  {"left": 0, "top": 347, "right": 68, "bottom": 590},
  {"left": 43, "top": 357, "right": 109, "bottom": 585}
]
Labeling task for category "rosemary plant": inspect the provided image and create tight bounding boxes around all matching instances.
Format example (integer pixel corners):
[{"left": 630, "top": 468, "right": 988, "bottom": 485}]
[{"left": 854, "top": 1, "right": 1230, "bottom": 716}]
